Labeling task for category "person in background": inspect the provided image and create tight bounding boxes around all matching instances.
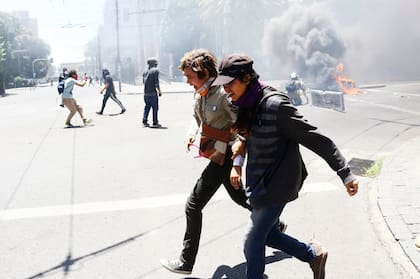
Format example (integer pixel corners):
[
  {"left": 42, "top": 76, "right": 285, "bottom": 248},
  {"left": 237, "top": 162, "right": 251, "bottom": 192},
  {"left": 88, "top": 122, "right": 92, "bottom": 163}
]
[
  {"left": 62, "top": 69, "right": 91, "bottom": 128},
  {"left": 142, "top": 57, "right": 162, "bottom": 127},
  {"left": 213, "top": 53, "right": 359, "bottom": 279},
  {"left": 285, "top": 72, "right": 307, "bottom": 105},
  {"left": 58, "top": 67, "right": 69, "bottom": 107},
  {"left": 96, "top": 69, "right": 126, "bottom": 115}
]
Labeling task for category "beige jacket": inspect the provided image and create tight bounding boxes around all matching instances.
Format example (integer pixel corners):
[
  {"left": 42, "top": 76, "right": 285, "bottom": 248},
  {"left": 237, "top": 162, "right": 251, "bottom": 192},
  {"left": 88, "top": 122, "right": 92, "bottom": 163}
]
[{"left": 187, "top": 85, "right": 237, "bottom": 136}]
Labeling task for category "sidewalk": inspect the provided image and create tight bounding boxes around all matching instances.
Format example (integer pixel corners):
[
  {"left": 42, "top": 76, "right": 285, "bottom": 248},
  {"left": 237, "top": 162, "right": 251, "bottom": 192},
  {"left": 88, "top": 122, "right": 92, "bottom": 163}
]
[{"left": 377, "top": 136, "right": 420, "bottom": 273}]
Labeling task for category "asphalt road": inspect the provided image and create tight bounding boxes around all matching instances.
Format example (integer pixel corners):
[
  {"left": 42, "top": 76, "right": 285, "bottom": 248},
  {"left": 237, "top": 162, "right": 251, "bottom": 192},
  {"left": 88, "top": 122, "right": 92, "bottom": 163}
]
[{"left": 1, "top": 82, "right": 419, "bottom": 279}]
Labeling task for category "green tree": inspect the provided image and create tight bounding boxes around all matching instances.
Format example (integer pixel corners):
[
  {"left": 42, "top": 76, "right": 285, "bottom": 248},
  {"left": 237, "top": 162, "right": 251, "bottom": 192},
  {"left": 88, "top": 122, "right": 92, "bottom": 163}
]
[
  {"left": 0, "top": 12, "right": 20, "bottom": 94},
  {"left": 0, "top": 11, "right": 50, "bottom": 94},
  {"left": 14, "top": 33, "right": 50, "bottom": 78}
]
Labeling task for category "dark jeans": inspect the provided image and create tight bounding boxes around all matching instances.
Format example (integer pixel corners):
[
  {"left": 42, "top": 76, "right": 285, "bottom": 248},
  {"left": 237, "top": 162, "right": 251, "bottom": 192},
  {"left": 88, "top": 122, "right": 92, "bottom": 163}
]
[
  {"left": 244, "top": 204, "right": 314, "bottom": 279},
  {"left": 143, "top": 95, "right": 159, "bottom": 124},
  {"left": 180, "top": 150, "right": 251, "bottom": 268},
  {"left": 99, "top": 92, "right": 125, "bottom": 113}
]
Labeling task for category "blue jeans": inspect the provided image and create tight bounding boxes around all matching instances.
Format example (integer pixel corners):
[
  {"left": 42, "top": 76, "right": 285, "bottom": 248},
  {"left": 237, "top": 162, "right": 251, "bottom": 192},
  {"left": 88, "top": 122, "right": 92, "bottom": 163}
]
[
  {"left": 244, "top": 204, "right": 315, "bottom": 279},
  {"left": 143, "top": 95, "right": 158, "bottom": 125}
]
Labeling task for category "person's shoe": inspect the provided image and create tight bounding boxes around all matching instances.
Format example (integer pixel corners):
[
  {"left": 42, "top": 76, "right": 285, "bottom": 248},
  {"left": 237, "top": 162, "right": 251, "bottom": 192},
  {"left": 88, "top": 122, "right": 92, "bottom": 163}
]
[
  {"left": 142, "top": 122, "right": 150, "bottom": 127},
  {"left": 59, "top": 104, "right": 64, "bottom": 108},
  {"left": 65, "top": 122, "right": 75, "bottom": 128},
  {"left": 83, "top": 118, "right": 92, "bottom": 125},
  {"left": 309, "top": 240, "right": 328, "bottom": 279},
  {"left": 151, "top": 123, "right": 162, "bottom": 128},
  {"left": 160, "top": 258, "right": 192, "bottom": 275},
  {"left": 120, "top": 108, "right": 126, "bottom": 114},
  {"left": 96, "top": 111, "right": 103, "bottom": 115},
  {"left": 279, "top": 220, "right": 288, "bottom": 233}
]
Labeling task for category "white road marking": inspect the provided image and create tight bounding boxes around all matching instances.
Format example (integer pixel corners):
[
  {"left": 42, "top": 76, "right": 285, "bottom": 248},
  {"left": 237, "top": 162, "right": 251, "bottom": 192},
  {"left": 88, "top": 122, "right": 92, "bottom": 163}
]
[
  {"left": 0, "top": 183, "right": 338, "bottom": 221},
  {"left": 347, "top": 96, "right": 420, "bottom": 116}
]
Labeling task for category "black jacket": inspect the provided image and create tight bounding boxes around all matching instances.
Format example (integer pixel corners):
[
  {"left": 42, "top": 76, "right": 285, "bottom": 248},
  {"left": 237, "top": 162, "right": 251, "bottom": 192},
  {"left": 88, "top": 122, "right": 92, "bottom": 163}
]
[{"left": 245, "top": 86, "right": 354, "bottom": 209}]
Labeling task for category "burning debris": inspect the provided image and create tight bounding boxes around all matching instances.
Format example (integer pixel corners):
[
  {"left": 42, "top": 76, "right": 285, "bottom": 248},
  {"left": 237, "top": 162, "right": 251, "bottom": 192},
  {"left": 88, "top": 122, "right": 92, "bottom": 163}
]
[{"left": 335, "top": 63, "right": 361, "bottom": 94}]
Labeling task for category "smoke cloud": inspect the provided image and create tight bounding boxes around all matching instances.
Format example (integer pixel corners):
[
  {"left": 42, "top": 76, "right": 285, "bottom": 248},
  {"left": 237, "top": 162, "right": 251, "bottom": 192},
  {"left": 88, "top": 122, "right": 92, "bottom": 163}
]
[
  {"left": 263, "top": 0, "right": 420, "bottom": 84},
  {"left": 336, "top": 0, "right": 420, "bottom": 83},
  {"left": 263, "top": 3, "right": 345, "bottom": 89}
]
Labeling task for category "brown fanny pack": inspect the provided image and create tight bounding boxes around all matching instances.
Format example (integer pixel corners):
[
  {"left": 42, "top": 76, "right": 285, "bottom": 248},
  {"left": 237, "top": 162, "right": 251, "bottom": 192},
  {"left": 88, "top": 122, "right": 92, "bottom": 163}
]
[{"left": 199, "top": 123, "right": 230, "bottom": 166}]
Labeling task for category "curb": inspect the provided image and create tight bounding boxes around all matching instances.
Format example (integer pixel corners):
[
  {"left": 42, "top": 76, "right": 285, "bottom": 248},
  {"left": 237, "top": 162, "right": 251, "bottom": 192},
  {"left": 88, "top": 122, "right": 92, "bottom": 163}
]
[{"left": 376, "top": 136, "right": 420, "bottom": 275}]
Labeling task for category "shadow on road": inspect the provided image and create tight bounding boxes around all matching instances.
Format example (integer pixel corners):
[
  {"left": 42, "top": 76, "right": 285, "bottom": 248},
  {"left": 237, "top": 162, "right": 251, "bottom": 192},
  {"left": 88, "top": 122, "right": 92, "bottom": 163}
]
[
  {"left": 25, "top": 215, "right": 184, "bottom": 279},
  {"left": 182, "top": 251, "right": 292, "bottom": 279}
]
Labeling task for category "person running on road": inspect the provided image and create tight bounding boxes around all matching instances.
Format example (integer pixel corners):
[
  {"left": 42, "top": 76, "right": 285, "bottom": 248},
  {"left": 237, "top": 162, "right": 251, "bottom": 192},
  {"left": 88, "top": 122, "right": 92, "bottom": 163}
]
[
  {"left": 213, "top": 53, "right": 359, "bottom": 279},
  {"left": 96, "top": 69, "right": 126, "bottom": 115}
]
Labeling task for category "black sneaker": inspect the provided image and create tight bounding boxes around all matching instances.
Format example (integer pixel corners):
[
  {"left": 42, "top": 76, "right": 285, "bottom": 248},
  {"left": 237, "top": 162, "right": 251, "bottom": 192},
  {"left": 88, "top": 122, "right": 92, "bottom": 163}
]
[
  {"left": 160, "top": 258, "right": 192, "bottom": 275},
  {"left": 142, "top": 122, "right": 150, "bottom": 127},
  {"left": 96, "top": 111, "right": 103, "bottom": 115},
  {"left": 59, "top": 104, "right": 64, "bottom": 108},
  {"left": 151, "top": 123, "right": 162, "bottom": 128}
]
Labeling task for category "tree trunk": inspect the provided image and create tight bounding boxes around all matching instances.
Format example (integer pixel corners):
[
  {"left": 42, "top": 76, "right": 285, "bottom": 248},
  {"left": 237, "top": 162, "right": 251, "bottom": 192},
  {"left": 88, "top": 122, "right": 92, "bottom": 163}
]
[{"left": 0, "top": 76, "right": 5, "bottom": 96}]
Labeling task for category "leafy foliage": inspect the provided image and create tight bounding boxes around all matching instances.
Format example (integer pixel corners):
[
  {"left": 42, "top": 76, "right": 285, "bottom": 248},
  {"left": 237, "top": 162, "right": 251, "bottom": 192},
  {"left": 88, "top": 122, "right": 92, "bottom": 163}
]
[{"left": 0, "top": 11, "right": 50, "bottom": 93}]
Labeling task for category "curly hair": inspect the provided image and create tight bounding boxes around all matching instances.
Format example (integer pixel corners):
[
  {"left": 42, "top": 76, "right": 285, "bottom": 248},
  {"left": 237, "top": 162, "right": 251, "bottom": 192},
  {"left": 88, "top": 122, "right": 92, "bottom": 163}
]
[{"left": 178, "top": 49, "right": 218, "bottom": 79}]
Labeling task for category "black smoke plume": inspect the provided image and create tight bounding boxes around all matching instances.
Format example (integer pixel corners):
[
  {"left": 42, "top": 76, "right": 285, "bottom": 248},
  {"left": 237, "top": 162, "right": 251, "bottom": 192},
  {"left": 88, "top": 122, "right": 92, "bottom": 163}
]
[{"left": 263, "top": 3, "right": 345, "bottom": 89}]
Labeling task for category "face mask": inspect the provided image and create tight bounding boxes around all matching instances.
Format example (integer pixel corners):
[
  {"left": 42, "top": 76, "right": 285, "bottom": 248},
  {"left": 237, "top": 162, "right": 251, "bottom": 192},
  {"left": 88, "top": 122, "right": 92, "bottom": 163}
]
[{"left": 196, "top": 77, "right": 215, "bottom": 96}]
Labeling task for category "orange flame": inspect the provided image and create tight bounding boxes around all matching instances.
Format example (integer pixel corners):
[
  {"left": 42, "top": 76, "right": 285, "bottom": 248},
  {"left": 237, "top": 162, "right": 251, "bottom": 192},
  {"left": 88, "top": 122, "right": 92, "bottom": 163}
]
[{"left": 335, "top": 63, "right": 361, "bottom": 95}]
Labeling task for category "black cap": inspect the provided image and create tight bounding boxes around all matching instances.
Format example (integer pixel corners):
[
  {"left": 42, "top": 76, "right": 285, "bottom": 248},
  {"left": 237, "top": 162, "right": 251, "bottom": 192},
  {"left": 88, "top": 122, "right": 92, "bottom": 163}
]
[
  {"left": 147, "top": 57, "right": 158, "bottom": 66},
  {"left": 213, "top": 54, "right": 253, "bottom": 86}
]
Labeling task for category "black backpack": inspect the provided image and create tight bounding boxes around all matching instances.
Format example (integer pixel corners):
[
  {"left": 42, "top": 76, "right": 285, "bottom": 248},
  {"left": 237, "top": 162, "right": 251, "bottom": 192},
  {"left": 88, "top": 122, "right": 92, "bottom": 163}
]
[{"left": 57, "top": 75, "right": 67, "bottom": 94}]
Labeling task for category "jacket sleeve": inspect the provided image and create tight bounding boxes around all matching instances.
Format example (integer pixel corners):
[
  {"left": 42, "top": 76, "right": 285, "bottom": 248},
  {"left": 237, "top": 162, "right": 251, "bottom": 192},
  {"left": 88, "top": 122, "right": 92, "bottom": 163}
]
[
  {"left": 154, "top": 70, "right": 160, "bottom": 89},
  {"left": 187, "top": 98, "right": 201, "bottom": 136},
  {"left": 276, "top": 102, "right": 355, "bottom": 184}
]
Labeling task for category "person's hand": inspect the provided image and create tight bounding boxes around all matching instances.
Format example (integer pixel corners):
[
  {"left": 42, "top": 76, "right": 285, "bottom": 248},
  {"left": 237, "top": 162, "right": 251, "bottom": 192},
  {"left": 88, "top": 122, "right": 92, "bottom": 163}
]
[
  {"left": 230, "top": 166, "right": 242, "bottom": 190},
  {"left": 185, "top": 135, "right": 195, "bottom": 152},
  {"left": 231, "top": 140, "right": 246, "bottom": 159},
  {"left": 345, "top": 179, "right": 359, "bottom": 196}
]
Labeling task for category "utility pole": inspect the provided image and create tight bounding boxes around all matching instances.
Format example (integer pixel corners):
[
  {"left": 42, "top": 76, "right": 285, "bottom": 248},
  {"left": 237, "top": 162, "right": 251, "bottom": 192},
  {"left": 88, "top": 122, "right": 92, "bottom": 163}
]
[
  {"left": 115, "top": 0, "right": 122, "bottom": 92},
  {"left": 97, "top": 36, "right": 102, "bottom": 78}
]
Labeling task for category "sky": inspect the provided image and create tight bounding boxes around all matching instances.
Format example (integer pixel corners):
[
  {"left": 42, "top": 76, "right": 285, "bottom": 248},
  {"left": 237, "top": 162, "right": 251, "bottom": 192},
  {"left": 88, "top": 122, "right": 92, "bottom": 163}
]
[{"left": 1, "top": 0, "right": 105, "bottom": 65}]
